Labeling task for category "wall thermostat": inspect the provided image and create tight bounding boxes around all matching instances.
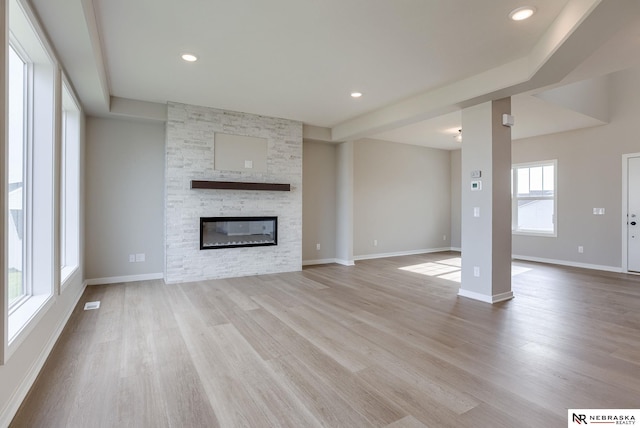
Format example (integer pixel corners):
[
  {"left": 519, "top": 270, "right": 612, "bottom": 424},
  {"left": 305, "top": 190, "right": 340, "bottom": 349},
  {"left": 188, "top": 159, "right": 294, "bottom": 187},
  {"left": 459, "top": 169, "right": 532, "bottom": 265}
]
[
  {"left": 471, "top": 180, "right": 482, "bottom": 191},
  {"left": 502, "top": 114, "right": 515, "bottom": 127}
]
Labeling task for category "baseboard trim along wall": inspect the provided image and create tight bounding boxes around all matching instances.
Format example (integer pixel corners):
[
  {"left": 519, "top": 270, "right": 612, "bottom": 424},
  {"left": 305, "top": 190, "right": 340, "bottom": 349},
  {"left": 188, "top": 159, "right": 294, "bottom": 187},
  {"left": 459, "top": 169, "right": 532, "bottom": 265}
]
[
  {"left": 302, "top": 250, "right": 623, "bottom": 275},
  {"left": 302, "top": 248, "right": 457, "bottom": 266},
  {"left": 0, "top": 281, "right": 87, "bottom": 428},
  {"left": 512, "top": 255, "right": 622, "bottom": 273},
  {"left": 334, "top": 259, "right": 355, "bottom": 266},
  {"left": 302, "top": 258, "right": 340, "bottom": 266},
  {"left": 86, "top": 272, "right": 165, "bottom": 286},
  {"left": 458, "top": 289, "right": 515, "bottom": 304},
  {"left": 354, "top": 247, "right": 452, "bottom": 261}
]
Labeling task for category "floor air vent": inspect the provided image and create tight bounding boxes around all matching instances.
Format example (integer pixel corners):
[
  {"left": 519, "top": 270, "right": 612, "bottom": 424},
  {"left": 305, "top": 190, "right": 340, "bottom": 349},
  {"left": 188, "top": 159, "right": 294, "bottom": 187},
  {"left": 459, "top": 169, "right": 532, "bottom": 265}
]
[{"left": 84, "top": 301, "right": 100, "bottom": 310}]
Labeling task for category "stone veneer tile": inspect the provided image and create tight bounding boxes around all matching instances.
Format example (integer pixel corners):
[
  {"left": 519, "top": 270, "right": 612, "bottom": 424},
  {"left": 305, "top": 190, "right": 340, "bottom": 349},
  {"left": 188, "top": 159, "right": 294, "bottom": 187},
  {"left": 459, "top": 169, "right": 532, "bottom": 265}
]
[{"left": 164, "top": 102, "right": 303, "bottom": 283}]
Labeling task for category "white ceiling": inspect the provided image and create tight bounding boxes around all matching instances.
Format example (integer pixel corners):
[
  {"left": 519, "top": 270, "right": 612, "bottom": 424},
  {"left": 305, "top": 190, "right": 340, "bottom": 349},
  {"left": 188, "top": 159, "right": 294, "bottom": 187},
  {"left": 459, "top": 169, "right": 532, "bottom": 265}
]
[
  {"left": 92, "top": 0, "right": 571, "bottom": 128},
  {"left": 369, "top": 89, "right": 610, "bottom": 150},
  {"left": 29, "top": 0, "right": 640, "bottom": 148}
]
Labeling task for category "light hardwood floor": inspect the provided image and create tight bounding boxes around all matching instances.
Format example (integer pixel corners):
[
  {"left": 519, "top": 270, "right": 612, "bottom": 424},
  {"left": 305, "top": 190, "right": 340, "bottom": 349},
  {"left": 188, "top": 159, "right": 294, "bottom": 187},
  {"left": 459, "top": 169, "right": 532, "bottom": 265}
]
[{"left": 11, "top": 252, "right": 640, "bottom": 427}]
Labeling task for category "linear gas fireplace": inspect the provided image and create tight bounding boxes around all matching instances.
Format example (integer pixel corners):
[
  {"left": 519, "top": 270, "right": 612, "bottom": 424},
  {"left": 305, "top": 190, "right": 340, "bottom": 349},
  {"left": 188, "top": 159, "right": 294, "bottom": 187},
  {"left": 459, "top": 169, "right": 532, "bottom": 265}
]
[{"left": 200, "top": 216, "right": 277, "bottom": 250}]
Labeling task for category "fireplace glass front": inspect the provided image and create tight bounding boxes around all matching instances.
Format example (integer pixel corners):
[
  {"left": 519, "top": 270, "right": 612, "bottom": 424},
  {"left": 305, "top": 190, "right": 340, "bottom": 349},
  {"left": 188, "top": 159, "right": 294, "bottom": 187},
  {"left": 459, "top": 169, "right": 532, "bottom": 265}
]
[{"left": 200, "top": 216, "right": 277, "bottom": 250}]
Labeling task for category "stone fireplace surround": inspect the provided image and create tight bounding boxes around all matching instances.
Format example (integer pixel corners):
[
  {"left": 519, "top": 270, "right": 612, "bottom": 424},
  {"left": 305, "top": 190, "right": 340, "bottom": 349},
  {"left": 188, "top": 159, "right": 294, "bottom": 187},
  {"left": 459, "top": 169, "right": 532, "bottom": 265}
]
[{"left": 164, "top": 102, "right": 302, "bottom": 283}]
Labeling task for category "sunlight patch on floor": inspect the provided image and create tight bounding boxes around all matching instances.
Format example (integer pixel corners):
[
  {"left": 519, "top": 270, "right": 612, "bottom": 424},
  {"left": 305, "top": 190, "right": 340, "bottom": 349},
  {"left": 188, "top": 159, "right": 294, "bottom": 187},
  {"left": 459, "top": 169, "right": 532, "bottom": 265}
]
[
  {"left": 399, "top": 258, "right": 532, "bottom": 283},
  {"left": 400, "top": 259, "right": 462, "bottom": 283},
  {"left": 511, "top": 265, "right": 532, "bottom": 276}
]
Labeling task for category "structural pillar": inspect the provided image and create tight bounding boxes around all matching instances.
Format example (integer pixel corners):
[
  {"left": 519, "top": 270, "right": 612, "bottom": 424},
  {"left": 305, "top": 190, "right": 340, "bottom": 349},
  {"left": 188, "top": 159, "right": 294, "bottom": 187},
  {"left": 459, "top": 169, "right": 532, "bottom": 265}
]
[
  {"left": 335, "top": 141, "right": 354, "bottom": 266},
  {"left": 459, "top": 98, "right": 513, "bottom": 303}
]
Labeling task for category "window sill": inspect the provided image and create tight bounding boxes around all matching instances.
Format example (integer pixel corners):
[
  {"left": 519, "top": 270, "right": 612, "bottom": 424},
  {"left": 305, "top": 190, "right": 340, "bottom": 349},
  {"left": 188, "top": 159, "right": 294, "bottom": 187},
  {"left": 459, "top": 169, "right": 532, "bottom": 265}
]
[
  {"left": 513, "top": 230, "right": 557, "bottom": 238},
  {"left": 7, "top": 293, "right": 53, "bottom": 354},
  {"left": 61, "top": 265, "right": 79, "bottom": 291}
]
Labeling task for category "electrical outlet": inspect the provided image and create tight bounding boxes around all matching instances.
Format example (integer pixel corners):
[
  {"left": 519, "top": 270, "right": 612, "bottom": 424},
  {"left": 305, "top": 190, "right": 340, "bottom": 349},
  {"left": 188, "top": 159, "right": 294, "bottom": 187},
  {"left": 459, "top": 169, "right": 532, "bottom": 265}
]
[
  {"left": 473, "top": 207, "right": 480, "bottom": 217},
  {"left": 316, "top": 243, "right": 321, "bottom": 251},
  {"left": 578, "top": 246, "right": 584, "bottom": 254},
  {"left": 443, "top": 234, "right": 447, "bottom": 241},
  {"left": 373, "top": 239, "right": 378, "bottom": 247},
  {"left": 135, "top": 253, "right": 145, "bottom": 262},
  {"left": 129, "top": 254, "right": 135, "bottom": 263},
  {"left": 473, "top": 266, "right": 480, "bottom": 277}
]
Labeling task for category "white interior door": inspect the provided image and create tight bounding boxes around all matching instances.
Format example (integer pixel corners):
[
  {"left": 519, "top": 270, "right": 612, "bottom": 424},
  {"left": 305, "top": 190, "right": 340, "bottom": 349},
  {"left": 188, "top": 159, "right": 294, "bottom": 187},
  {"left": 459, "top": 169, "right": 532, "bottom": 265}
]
[{"left": 627, "top": 157, "right": 640, "bottom": 272}]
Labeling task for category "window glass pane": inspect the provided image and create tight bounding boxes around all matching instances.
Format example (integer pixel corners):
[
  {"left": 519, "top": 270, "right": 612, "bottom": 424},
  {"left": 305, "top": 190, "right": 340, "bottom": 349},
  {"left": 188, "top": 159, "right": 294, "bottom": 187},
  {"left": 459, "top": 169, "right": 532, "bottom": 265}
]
[
  {"left": 60, "top": 83, "right": 80, "bottom": 280},
  {"left": 60, "top": 110, "right": 67, "bottom": 268},
  {"left": 543, "top": 165, "right": 554, "bottom": 194},
  {"left": 517, "top": 168, "right": 529, "bottom": 196},
  {"left": 517, "top": 199, "right": 554, "bottom": 232},
  {"left": 513, "top": 161, "right": 557, "bottom": 235},
  {"left": 8, "top": 45, "right": 26, "bottom": 305},
  {"left": 529, "top": 166, "right": 543, "bottom": 193}
]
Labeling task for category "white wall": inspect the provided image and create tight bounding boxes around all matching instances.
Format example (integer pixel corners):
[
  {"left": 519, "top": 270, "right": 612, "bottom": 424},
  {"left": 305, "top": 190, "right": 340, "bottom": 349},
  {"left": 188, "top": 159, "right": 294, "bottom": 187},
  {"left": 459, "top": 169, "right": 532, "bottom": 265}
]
[
  {"left": 353, "top": 139, "right": 451, "bottom": 258},
  {"left": 302, "top": 141, "right": 337, "bottom": 263},
  {"left": 450, "top": 149, "right": 461, "bottom": 249},
  {"left": 511, "top": 68, "right": 640, "bottom": 270},
  {"left": 85, "top": 117, "right": 165, "bottom": 281},
  {"left": 449, "top": 67, "right": 640, "bottom": 270}
]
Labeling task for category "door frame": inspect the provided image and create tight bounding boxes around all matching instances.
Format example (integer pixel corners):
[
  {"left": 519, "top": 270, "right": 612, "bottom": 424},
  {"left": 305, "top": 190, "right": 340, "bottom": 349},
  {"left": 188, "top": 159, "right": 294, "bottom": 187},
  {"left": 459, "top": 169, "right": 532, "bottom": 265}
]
[{"left": 622, "top": 152, "right": 640, "bottom": 273}]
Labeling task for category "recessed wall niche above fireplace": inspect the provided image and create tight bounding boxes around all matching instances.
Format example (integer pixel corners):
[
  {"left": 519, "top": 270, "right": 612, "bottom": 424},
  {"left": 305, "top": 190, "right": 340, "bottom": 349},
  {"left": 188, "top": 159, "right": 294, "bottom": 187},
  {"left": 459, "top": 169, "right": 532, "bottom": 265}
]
[{"left": 200, "top": 217, "right": 277, "bottom": 250}]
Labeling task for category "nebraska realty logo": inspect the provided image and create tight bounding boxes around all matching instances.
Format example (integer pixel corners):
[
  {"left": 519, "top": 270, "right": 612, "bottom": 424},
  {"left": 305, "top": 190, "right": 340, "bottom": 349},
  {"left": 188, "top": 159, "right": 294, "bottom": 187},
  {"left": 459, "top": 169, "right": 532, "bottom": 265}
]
[{"left": 569, "top": 409, "right": 639, "bottom": 426}]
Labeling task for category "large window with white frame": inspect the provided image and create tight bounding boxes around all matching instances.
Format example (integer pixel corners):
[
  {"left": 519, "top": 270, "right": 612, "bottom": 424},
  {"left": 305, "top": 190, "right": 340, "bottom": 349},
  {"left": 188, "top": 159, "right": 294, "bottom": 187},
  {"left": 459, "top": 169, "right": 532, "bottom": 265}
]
[
  {"left": 60, "top": 82, "right": 80, "bottom": 286},
  {"left": 7, "top": 43, "right": 27, "bottom": 310},
  {"left": 512, "top": 160, "right": 557, "bottom": 236},
  {"left": 6, "top": 0, "right": 56, "bottom": 346}
]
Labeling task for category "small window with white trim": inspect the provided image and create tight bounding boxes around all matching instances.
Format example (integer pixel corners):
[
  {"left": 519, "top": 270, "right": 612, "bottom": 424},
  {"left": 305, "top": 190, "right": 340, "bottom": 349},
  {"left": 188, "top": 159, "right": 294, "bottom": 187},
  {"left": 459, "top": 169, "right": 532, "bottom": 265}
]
[{"left": 512, "top": 160, "right": 557, "bottom": 236}]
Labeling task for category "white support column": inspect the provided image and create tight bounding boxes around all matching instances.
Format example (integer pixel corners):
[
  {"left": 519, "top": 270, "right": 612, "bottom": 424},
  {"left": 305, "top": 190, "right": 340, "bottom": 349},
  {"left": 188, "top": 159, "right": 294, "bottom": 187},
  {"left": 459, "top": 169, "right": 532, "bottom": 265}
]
[
  {"left": 335, "top": 141, "right": 354, "bottom": 266},
  {"left": 459, "top": 98, "right": 513, "bottom": 303}
]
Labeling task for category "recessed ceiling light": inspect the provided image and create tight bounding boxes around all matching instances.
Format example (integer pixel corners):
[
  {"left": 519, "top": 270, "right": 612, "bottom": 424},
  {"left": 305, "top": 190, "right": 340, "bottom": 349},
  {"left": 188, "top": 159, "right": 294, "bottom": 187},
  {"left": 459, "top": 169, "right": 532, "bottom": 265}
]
[
  {"left": 351, "top": 92, "right": 363, "bottom": 98},
  {"left": 181, "top": 53, "right": 198, "bottom": 62},
  {"left": 509, "top": 6, "right": 536, "bottom": 21}
]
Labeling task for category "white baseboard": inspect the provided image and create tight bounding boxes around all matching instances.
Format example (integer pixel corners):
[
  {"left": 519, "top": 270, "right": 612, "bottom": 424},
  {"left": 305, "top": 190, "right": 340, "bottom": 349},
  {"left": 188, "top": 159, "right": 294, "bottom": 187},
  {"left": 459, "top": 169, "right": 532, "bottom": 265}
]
[
  {"left": 303, "top": 248, "right": 460, "bottom": 267},
  {"left": 512, "top": 255, "right": 622, "bottom": 273},
  {"left": 458, "top": 289, "right": 514, "bottom": 304},
  {"left": 354, "top": 247, "right": 452, "bottom": 261},
  {"left": 86, "top": 272, "right": 164, "bottom": 285},
  {"left": 0, "top": 280, "right": 87, "bottom": 428},
  {"left": 302, "top": 258, "right": 339, "bottom": 266},
  {"left": 303, "top": 258, "right": 357, "bottom": 267}
]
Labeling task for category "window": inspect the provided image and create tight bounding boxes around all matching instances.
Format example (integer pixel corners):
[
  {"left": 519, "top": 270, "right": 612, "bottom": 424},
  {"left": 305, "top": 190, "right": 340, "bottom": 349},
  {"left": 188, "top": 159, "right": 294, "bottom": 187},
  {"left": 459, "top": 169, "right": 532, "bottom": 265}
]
[
  {"left": 6, "top": 0, "right": 57, "bottom": 346},
  {"left": 60, "top": 82, "right": 80, "bottom": 285},
  {"left": 512, "top": 160, "right": 557, "bottom": 236},
  {"left": 7, "top": 44, "right": 27, "bottom": 309}
]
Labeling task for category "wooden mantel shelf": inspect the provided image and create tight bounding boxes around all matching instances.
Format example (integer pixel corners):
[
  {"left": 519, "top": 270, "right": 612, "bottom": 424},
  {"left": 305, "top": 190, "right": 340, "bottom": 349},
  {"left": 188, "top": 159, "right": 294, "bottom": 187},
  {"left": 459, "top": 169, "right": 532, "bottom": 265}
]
[{"left": 191, "top": 180, "right": 291, "bottom": 191}]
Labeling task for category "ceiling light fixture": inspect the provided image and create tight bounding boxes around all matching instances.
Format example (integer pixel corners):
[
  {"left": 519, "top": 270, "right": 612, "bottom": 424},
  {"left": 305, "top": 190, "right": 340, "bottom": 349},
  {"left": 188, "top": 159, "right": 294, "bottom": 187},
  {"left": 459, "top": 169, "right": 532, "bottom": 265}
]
[
  {"left": 350, "top": 92, "right": 363, "bottom": 98},
  {"left": 509, "top": 6, "right": 536, "bottom": 21},
  {"left": 181, "top": 53, "right": 198, "bottom": 62}
]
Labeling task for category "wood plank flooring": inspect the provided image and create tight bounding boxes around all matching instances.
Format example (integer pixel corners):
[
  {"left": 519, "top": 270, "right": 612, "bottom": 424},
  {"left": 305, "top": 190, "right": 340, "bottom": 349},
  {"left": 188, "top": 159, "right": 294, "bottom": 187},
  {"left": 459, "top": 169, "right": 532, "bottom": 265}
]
[{"left": 11, "top": 252, "right": 640, "bottom": 427}]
